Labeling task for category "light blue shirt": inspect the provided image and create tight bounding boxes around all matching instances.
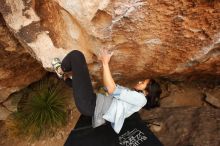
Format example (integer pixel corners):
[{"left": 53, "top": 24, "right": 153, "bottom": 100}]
[{"left": 102, "top": 84, "right": 147, "bottom": 133}]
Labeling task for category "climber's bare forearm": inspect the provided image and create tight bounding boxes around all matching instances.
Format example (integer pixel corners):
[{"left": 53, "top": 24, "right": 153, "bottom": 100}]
[
  {"left": 98, "top": 49, "right": 115, "bottom": 94},
  {"left": 102, "top": 62, "right": 116, "bottom": 94}
]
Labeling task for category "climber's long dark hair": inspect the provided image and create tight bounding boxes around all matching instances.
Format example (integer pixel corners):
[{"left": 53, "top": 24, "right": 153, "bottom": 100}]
[{"left": 143, "top": 79, "right": 162, "bottom": 109}]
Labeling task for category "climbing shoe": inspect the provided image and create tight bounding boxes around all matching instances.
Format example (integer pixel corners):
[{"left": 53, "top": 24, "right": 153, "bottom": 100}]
[{"left": 52, "top": 58, "right": 63, "bottom": 78}]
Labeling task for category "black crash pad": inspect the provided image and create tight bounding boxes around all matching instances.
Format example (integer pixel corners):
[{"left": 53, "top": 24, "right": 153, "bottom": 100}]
[{"left": 64, "top": 113, "right": 163, "bottom": 146}]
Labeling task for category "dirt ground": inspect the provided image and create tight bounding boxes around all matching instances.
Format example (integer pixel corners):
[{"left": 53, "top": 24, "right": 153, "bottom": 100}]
[
  {"left": 0, "top": 108, "right": 80, "bottom": 146},
  {"left": 0, "top": 77, "right": 219, "bottom": 146}
]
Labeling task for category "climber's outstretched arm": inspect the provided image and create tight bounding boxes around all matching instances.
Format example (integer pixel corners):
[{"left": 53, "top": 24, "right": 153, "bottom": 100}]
[{"left": 98, "top": 49, "right": 116, "bottom": 94}]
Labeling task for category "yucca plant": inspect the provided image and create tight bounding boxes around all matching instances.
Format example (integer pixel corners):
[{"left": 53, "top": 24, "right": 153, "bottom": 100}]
[{"left": 13, "top": 78, "right": 68, "bottom": 140}]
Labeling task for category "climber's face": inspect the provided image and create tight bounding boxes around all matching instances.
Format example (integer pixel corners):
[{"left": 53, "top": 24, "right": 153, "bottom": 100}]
[{"left": 134, "top": 79, "right": 150, "bottom": 91}]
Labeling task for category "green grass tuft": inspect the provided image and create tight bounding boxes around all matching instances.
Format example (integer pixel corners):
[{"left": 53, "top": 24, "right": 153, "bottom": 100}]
[{"left": 12, "top": 78, "right": 68, "bottom": 140}]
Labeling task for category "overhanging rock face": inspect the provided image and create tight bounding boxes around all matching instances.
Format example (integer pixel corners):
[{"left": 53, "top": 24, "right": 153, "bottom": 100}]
[
  {"left": 0, "top": 0, "right": 220, "bottom": 83},
  {"left": 0, "top": 14, "right": 46, "bottom": 117}
]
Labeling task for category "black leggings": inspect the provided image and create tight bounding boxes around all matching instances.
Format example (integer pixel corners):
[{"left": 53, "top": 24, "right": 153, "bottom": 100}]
[{"left": 61, "top": 50, "right": 96, "bottom": 116}]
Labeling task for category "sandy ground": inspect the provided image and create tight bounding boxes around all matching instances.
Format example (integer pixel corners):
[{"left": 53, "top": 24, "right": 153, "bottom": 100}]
[
  {"left": 0, "top": 77, "right": 219, "bottom": 146},
  {"left": 0, "top": 76, "right": 81, "bottom": 146},
  {"left": 0, "top": 102, "right": 80, "bottom": 146}
]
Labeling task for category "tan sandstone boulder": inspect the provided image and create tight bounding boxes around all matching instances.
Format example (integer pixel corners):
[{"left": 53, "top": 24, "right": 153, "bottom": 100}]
[
  {"left": 140, "top": 107, "right": 220, "bottom": 146},
  {"left": 0, "top": 14, "right": 46, "bottom": 104},
  {"left": 0, "top": 0, "right": 219, "bottom": 93}
]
